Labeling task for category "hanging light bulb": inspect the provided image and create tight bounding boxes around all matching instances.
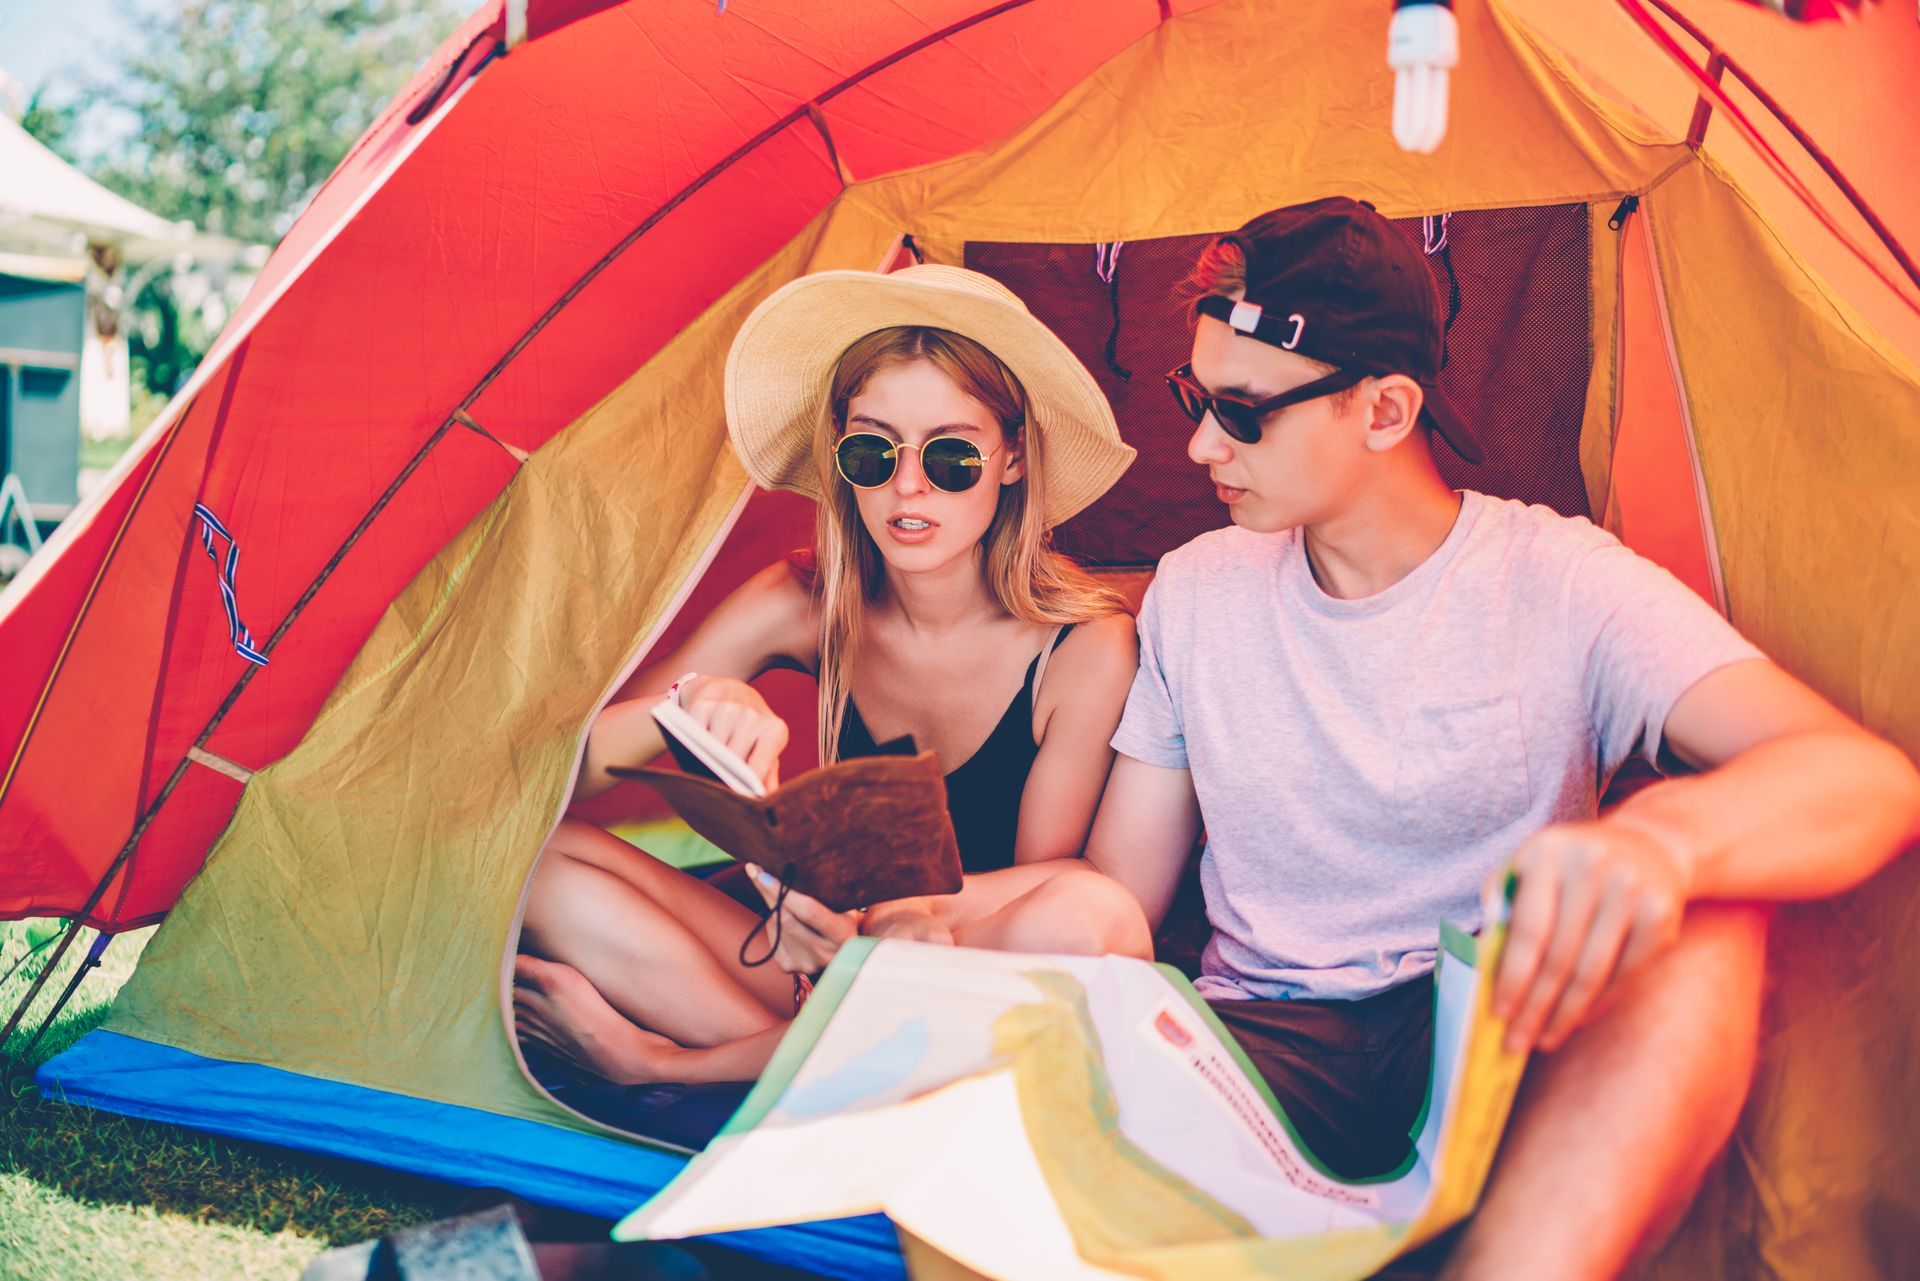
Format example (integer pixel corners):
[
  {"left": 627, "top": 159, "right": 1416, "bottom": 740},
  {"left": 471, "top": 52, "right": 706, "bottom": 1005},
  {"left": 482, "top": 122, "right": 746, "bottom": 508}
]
[{"left": 1389, "top": 0, "right": 1459, "bottom": 155}]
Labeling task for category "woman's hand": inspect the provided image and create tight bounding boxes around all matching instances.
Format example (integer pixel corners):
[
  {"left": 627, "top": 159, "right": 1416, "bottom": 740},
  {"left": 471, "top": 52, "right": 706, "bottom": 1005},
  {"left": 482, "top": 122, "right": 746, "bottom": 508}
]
[
  {"left": 679, "top": 676, "right": 789, "bottom": 791},
  {"left": 744, "top": 864, "right": 861, "bottom": 975}
]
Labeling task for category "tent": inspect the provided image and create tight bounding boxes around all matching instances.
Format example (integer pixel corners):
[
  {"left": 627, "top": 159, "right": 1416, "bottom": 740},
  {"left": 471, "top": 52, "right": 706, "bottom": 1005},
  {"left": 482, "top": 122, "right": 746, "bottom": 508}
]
[{"left": 7, "top": 1, "right": 1918, "bottom": 1276}]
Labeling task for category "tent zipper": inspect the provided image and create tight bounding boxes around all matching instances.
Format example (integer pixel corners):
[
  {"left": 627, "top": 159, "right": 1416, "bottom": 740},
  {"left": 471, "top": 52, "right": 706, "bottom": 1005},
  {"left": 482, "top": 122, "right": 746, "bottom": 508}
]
[{"left": 1607, "top": 195, "right": 1640, "bottom": 232}]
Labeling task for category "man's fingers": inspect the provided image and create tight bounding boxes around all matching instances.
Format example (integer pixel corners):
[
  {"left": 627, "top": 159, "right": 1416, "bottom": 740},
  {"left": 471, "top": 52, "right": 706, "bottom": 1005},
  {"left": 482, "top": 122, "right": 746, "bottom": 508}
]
[
  {"left": 1614, "top": 893, "right": 1681, "bottom": 983},
  {"left": 1537, "top": 882, "right": 1634, "bottom": 1051},
  {"left": 1505, "top": 863, "right": 1602, "bottom": 1052},
  {"left": 1493, "top": 847, "right": 1560, "bottom": 1020}
]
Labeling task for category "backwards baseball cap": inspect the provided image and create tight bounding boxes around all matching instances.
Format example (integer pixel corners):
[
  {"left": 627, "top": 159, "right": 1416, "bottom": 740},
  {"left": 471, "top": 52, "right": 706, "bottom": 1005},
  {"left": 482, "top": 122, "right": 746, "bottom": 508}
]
[{"left": 1198, "top": 196, "right": 1483, "bottom": 465}]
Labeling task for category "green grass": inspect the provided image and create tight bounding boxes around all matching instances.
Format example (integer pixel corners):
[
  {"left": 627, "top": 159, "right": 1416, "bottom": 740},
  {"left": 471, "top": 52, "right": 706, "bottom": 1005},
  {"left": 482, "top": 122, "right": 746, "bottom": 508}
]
[
  {"left": 1, "top": 919, "right": 466, "bottom": 1279},
  {"left": 0, "top": 821, "right": 742, "bottom": 1278}
]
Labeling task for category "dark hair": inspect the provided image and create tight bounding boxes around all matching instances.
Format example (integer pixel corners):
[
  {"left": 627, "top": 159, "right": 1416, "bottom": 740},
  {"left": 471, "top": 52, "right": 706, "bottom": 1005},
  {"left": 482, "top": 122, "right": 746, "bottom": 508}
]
[{"left": 1182, "top": 234, "right": 1360, "bottom": 414}]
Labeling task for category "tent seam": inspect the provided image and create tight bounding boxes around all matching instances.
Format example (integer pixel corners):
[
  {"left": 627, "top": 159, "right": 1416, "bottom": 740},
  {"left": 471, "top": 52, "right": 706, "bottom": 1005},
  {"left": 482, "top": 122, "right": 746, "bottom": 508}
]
[{"left": 1640, "top": 169, "right": 1732, "bottom": 620}]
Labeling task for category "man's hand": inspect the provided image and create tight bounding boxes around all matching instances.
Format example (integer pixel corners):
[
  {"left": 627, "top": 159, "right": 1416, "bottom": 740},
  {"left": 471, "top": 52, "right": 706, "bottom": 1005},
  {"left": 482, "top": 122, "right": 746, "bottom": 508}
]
[
  {"left": 1491, "top": 819, "right": 1693, "bottom": 1054},
  {"left": 744, "top": 864, "right": 860, "bottom": 975}
]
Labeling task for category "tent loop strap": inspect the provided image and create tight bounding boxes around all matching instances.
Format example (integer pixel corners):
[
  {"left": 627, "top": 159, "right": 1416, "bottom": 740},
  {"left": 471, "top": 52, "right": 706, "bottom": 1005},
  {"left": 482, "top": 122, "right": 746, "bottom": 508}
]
[
  {"left": 1421, "top": 214, "right": 1462, "bottom": 372},
  {"left": 406, "top": 33, "right": 501, "bottom": 126},
  {"left": 186, "top": 746, "right": 254, "bottom": 785},
  {"left": 193, "top": 504, "right": 270, "bottom": 667},
  {"left": 804, "top": 103, "right": 853, "bottom": 188},
  {"left": 1096, "top": 243, "right": 1132, "bottom": 381},
  {"left": 454, "top": 409, "right": 530, "bottom": 464}
]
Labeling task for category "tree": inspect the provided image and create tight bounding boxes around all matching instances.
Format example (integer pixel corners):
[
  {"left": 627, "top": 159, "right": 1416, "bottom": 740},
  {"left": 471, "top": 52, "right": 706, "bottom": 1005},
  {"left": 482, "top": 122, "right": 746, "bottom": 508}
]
[
  {"left": 20, "top": 0, "right": 466, "bottom": 397},
  {"left": 18, "top": 88, "right": 82, "bottom": 158},
  {"left": 73, "top": 0, "right": 467, "bottom": 245}
]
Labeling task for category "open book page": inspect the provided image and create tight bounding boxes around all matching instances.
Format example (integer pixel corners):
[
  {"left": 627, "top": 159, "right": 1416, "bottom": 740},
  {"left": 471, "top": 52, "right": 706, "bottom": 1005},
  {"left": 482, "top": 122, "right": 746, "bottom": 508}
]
[
  {"left": 618, "top": 933, "right": 1527, "bottom": 1279},
  {"left": 650, "top": 694, "right": 766, "bottom": 797}
]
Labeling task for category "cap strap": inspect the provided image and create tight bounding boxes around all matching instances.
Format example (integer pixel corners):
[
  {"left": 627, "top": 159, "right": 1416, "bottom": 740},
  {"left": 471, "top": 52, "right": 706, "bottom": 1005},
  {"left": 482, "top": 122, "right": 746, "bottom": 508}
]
[{"left": 1197, "top": 294, "right": 1306, "bottom": 351}]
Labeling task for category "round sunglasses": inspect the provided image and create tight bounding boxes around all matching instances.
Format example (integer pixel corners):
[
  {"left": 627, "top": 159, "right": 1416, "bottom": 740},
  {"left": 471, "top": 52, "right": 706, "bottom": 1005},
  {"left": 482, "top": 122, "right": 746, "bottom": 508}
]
[
  {"left": 1165, "top": 363, "right": 1369, "bottom": 444},
  {"left": 833, "top": 431, "right": 998, "bottom": 493}
]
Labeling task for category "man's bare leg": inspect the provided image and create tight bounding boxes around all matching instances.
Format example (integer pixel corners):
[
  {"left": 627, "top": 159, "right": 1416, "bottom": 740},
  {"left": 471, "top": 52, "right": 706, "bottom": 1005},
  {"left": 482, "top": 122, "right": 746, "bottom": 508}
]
[
  {"left": 952, "top": 862, "right": 1153, "bottom": 958},
  {"left": 867, "top": 860, "right": 1153, "bottom": 958},
  {"left": 1442, "top": 903, "right": 1769, "bottom": 1280}
]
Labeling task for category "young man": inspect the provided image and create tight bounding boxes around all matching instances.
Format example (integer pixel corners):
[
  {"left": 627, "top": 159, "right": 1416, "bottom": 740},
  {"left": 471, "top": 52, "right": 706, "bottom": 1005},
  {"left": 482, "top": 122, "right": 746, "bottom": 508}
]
[{"left": 1085, "top": 197, "right": 1920, "bottom": 1278}]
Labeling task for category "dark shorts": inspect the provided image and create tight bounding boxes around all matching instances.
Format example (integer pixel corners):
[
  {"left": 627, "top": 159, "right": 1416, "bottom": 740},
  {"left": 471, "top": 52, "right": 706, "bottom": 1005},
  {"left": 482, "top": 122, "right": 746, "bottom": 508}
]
[{"left": 1207, "top": 975, "right": 1436, "bottom": 1181}]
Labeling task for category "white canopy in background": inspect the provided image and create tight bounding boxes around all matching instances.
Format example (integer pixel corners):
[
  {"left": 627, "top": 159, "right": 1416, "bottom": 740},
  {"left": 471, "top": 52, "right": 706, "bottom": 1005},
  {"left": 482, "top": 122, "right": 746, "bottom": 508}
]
[
  {"left": 0, "top": 109, "right": 188, "bottom": 261},
  {"left": 0, "top": 99, "right": 258, "bottom": 447}
]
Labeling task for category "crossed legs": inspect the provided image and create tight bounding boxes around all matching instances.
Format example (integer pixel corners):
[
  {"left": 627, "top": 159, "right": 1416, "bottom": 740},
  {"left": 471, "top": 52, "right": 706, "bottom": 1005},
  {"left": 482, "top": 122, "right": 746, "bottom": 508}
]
[{"left": 513, "top": 819, "right": 1150, "bottom": 1084}]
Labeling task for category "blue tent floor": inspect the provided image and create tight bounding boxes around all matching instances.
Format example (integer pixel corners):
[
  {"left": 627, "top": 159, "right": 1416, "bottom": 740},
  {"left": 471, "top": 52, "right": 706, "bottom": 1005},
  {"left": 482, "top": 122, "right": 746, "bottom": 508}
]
[{"left": 37, "top": 1029, "right": 904, "bottom": 1280}]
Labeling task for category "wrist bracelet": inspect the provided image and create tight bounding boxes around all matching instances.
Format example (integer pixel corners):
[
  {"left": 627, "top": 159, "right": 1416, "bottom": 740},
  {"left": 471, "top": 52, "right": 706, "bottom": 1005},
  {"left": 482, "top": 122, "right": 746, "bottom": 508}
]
[{"left": 665, "top": 671, "right": 700, "bottom": 708}]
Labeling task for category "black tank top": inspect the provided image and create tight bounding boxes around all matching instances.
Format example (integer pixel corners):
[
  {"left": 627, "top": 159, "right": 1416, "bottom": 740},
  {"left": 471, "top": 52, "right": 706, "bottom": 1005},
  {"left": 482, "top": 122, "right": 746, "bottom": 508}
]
[{"left": 837, "top": 625, "right": 1075, "bottom": 875}]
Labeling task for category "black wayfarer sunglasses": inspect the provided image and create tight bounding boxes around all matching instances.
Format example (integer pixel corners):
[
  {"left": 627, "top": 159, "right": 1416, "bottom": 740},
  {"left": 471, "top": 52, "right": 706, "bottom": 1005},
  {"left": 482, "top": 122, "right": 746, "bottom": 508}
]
[{"left": 1165, "top": 363, "right": 1369, "bottom": 444}]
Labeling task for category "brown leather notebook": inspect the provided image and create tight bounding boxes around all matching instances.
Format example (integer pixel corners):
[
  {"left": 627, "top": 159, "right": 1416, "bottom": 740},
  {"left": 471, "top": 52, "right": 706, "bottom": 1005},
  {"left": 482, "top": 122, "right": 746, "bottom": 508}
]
[{"left": 608, "top": 753, "right": 963, "bottom": 912}]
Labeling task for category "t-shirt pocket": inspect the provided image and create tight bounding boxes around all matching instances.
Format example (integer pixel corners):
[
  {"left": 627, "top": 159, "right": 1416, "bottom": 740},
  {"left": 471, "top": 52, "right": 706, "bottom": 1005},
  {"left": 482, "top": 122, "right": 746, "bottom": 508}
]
[{"left": 1393, "top": 693, "right": 1533, "bottom": 846}]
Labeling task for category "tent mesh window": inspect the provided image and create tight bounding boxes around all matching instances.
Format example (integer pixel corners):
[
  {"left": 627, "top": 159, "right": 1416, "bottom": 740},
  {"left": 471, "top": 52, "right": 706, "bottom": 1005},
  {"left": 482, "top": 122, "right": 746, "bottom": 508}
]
[{"left": 965, "top": 202, "right": 1594, "bottom": 568}]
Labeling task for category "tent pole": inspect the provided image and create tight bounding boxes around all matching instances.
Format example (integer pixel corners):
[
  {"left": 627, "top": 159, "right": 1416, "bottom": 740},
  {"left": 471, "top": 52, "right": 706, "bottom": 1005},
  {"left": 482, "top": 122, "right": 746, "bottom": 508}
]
[
  {"left": 1625, "top": 0, "right": 1920, "bottom": 301},
  {"left": 4, "top": 934, "right": 112, "bottom": 1078},
  {"left": 0, "top": 853, "right": 142, "bottom": 1057}
]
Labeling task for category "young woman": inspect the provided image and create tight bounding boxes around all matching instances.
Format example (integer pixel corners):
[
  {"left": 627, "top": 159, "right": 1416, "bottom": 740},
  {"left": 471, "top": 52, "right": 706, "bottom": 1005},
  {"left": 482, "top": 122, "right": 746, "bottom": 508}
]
[{"left": 513, "top": 265, "right": 1151, "bottom": 1085}]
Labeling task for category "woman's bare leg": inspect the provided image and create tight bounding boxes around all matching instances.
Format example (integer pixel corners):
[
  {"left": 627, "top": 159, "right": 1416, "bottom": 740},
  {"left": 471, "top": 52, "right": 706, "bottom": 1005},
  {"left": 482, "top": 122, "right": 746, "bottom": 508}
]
[
  {"left": 520, "top": 858, "right": 1150, "bottom": 1086},
  {"left": 519, "top": 819, "right": 794, "bottom": 1046},
  {"left": 514, "top": 954, "right": 789, "bottom": 1085}
]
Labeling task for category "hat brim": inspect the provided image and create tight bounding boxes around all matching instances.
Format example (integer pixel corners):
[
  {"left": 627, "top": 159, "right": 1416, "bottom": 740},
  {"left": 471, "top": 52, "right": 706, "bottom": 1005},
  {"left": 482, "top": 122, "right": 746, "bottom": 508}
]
[
  {"left": 724, "top": 267, "right": 1135, "bottom": 529},
  {"left": 1420, "top": 385, "right": 1484, "bottom": 466}
]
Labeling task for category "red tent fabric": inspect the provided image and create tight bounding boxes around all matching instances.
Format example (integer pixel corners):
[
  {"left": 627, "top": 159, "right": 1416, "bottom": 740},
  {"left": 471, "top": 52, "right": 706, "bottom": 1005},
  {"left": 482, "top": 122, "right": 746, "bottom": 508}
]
[{"left": 0, "top": 0, "right": 1225, "bottom": 929}]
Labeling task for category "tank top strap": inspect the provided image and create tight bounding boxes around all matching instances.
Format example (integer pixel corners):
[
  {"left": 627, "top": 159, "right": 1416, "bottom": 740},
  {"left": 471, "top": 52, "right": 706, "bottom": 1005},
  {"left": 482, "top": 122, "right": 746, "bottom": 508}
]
[{"left": 1027, "top": 622, "right": 1075, "bottom": 707}]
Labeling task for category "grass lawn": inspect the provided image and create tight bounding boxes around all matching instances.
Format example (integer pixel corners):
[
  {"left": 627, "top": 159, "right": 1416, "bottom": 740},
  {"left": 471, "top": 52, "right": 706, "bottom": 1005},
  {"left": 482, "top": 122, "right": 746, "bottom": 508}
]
[
  {"left": 2, "top": 918, "right": 468, "bottom": 1279},
  {"left": 0, "top": 821, "right": 747, "bottom": 1280},
  {"left": 0, "top": 818, "right": 747, "bottom": 1279}
]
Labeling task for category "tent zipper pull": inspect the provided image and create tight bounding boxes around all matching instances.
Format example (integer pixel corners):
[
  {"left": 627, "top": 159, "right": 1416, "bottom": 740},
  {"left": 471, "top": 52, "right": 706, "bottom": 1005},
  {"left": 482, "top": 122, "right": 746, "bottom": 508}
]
[{"left": 1607, "top": 195, "right": 1640, "bottom": 232}]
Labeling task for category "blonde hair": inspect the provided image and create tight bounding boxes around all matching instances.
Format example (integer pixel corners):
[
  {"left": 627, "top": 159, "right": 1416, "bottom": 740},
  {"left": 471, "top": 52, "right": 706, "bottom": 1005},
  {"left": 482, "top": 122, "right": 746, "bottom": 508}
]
[{"left": 808, "top": 326, "right": 1125, "bottom": 762}]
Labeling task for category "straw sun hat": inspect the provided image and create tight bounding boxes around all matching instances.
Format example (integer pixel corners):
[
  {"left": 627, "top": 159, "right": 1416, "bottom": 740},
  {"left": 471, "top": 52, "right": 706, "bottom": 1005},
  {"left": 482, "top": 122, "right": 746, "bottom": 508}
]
[{"left": 724, "top": 264, "right": 1136, "bottom": 528}]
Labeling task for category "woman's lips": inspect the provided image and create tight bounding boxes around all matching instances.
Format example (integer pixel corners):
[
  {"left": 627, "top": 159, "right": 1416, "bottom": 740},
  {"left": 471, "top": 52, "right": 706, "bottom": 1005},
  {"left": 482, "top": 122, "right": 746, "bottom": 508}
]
[{"left": 886, "top": 515, "right": 938, "bottom": 544}]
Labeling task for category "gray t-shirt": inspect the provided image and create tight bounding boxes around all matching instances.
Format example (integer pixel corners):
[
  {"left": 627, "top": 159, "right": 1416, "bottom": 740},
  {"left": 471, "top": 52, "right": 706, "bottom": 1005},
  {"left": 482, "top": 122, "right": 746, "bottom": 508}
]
[{"left": 1113, "top": 491, "right": 1764, "bottom": 1002}]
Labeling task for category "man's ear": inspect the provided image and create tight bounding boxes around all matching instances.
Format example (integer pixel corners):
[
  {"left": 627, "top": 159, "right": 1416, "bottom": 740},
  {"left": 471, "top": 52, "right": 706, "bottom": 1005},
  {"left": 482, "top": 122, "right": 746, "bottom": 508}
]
[
  {"left": 1362, "top": 376, "right": 1424, "bottom": 453},
  {"left": 1000, "top": 430, "right": 1027, "bottom": 485}
]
